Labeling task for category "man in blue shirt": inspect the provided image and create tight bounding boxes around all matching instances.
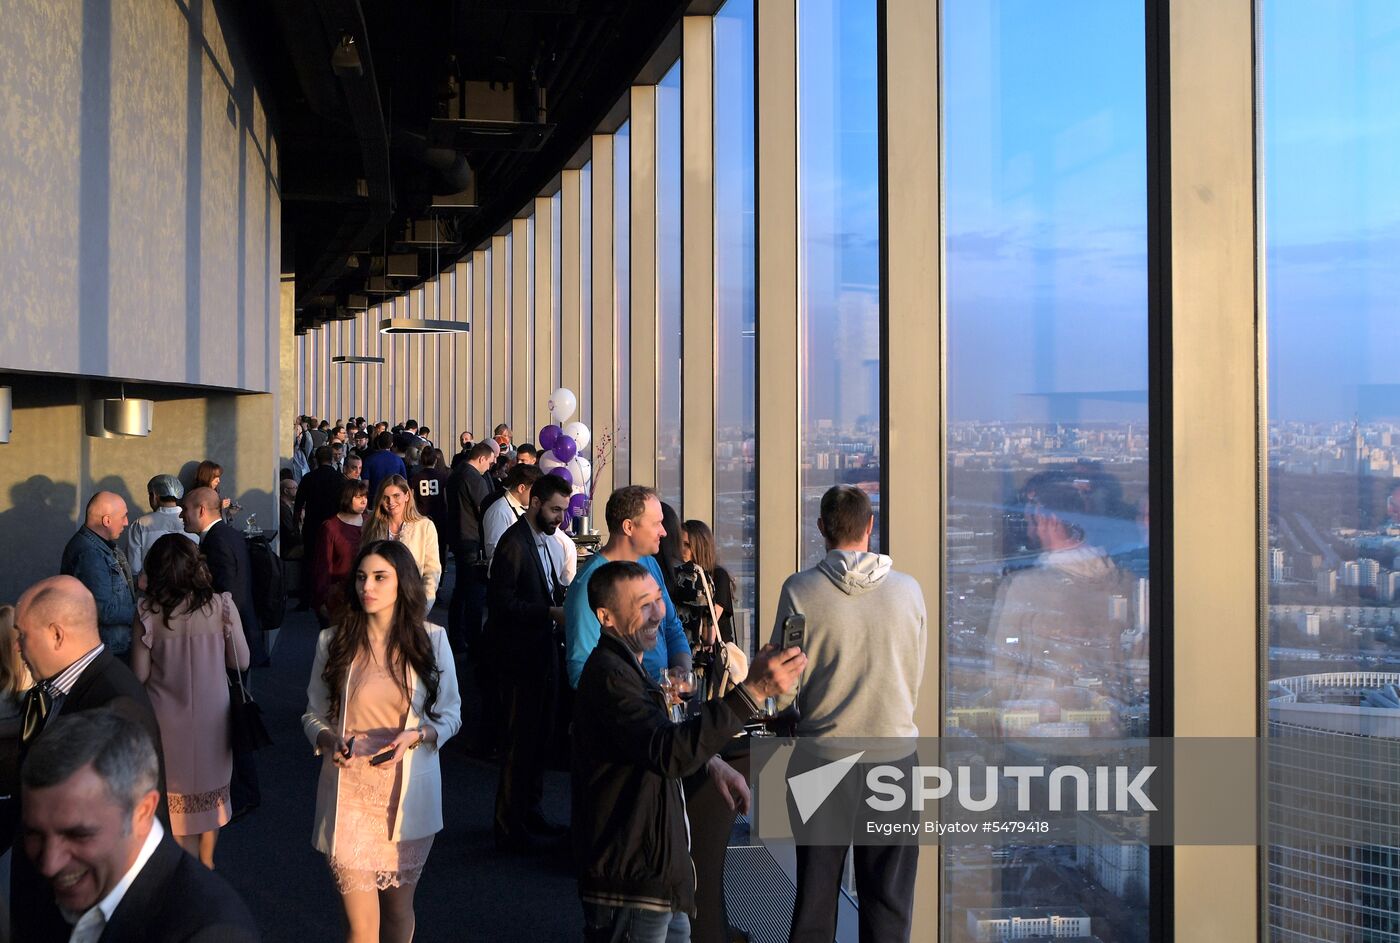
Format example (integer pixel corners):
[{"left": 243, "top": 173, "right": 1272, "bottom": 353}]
[{"left": 565, "top": 485, "right": 691, "bottom": 687}]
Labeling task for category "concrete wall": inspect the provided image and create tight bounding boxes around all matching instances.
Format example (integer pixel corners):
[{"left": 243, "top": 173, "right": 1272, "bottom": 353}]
[
  {"left": 0, "top": 0, "right": 280, "bottom": 392},
  {"left": 0, "top": 376, "right": 276, "bottom": 607}
]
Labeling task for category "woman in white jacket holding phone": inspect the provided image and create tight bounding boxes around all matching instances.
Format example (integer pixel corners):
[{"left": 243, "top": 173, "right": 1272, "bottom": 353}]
[{"left": 304, "top": 539, "right": 461, "bottom": 943}]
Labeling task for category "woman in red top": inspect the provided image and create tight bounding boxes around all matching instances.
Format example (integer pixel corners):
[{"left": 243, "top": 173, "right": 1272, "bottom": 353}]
[{"left": 315, "top": 480, "right": 370, "bottom": 624}]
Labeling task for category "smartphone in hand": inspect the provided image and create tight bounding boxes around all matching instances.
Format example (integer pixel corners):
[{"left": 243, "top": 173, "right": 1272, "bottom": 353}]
[
  {"left": 782, "top": 614, "right": 806, "bottom": 653},
  {"left": 369, "top": 747, "right": 397, "bottom": 766}
]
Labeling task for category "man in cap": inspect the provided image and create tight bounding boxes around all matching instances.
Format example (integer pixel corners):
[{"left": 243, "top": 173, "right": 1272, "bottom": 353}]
[{"left": 124, "top": 475, "right": 197, "bottom": 578}]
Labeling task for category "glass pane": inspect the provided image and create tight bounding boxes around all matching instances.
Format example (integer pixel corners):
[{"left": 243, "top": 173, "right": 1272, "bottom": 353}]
[
  {"left": 943, "top": 0, "right": 1151, "bottom": 939},
  {"left": 526, "top": 215, "right": 535, "bottom": 428},
  {"left": 483, "top": 244, "right": 493, "bottom": 425},
  {"left": 715, "top": 0, "right": 756, "bottom": 629},
  {"left": 1262, "top": 4, "right": 1400, "bottom": 940},
  {"left": 581, "top": 161, "right": 593, "bottom": 426},
  {"left": 615, "top": 120, "right": 632, "bottom": 485},
  {"left": 657, "top": 61, "right": 683, "bottom": 508},
  {"left": 504, "top": 232, "right": 512, "bottom": 426},
  {"left": 797, "top": 0, "right": 881, "bottom": 565}
]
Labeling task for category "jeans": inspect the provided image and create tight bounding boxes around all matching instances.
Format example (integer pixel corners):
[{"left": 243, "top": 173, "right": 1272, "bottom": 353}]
[{"left": 582, "top": 904, "right": 689, "bottom": 943}]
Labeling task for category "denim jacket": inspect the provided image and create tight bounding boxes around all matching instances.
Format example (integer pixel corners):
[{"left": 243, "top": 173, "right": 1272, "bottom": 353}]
[{"left": 59, "top": 526, "right": 137, "bottom": 654}]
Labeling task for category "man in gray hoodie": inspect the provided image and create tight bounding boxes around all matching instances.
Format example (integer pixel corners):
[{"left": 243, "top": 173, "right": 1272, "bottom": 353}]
[{"left": 770, "top": 484, "right": 926, "bottom": 943}]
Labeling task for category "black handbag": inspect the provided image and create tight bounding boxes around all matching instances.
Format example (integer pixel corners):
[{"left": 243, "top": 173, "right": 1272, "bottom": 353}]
[
  {"left": 223, "top": 595, "right": 272, "bottom": 754},
  {"left": 228, "top": 669, "right": 273, "bottom": 754}
]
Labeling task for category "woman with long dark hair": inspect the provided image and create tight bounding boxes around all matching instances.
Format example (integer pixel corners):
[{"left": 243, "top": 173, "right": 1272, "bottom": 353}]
[
  {"left": 314, "top": 479, "right": 370, "bottom": 623},
  {"left": 681, "top": 519, "right": 737, "bottom": 645},
  {"left": 194, "top": 459, "right": 235, "bottom": 519},
  {"left": 132, "top": 533, "right": 251, "bottom": 867},
  {"left": 362, "top": 475, "right": 442, "bottom": 611},
  {"left": 303, "top": 540, "right": 461, "bottom": 943}
]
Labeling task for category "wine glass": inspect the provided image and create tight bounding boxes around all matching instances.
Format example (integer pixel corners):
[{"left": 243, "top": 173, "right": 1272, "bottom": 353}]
[{"left": 666, "top": 667, "right": 695, "bottom": 721}]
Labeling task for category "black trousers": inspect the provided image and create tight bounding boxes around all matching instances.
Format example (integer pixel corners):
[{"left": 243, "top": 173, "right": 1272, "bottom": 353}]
[
  {"left": 685, "top": 742, "right": 750, "bottom": 943},
  {"left": 494, "top": 637, "right": 558, "bottom": 840}
]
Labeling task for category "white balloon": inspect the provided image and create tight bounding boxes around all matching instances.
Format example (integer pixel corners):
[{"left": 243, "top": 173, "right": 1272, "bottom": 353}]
[
  {"left": 539, "top": 451, "right": 565, "bottom": 472},
  {"left": 548, "top": 387, "right": 577, "bottom": 423},
  {"left": 564, "top": 421, "right": 591, "bottom": 451},
  {"left": 568, "top": 456, "right": 591, "bottom": 485}
]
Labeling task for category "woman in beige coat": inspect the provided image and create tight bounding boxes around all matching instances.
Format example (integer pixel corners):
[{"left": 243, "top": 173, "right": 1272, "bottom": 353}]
[
  {"left": 303, "top": 540, "right": 461, "bottom": 943},
  {"left": 362, "top": 475, "right": 442, "bottom": 610}
]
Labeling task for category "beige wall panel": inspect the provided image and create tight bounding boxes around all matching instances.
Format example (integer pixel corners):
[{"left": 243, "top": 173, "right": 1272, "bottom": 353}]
[
  {"left": 561, "top": 169, "right": 585, "bottom": 401},
  {"left": 682, "top": 16, "right": 715, "bottom": 524},
  {"left": 491, "top": 234, "right": 509, "bottom": 433},
  {"left": 591, "top": 135, "right": 617, "bottom": 507},
  {"left": 534, "top": 198, "right": 555, "bottom": 437},
  {"left": 755, "top": 0, "right": 800, "bottom": 618},
  {"left": 630, "top": 85, "right": 659, "bottom": 489},
  {"left": 1168, "top": 0, "right": 1260, "bottom": 939},
  {"left": 454, "top": 261, "right": 471, "bottom": 444},
  {"left": 472, "top": 249, "right": 489, "bottom": 438},
  {"left": 512, "top": 217, "right": 532, "bottom": 438}
]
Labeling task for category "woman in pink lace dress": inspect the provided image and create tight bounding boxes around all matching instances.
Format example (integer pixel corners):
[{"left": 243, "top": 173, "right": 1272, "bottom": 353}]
[
  {"left": 303, "top": 540, "right": 461, "bottom": 943},
  {"left": 131, "top": 533, "right": 250, "bottom": 868}
]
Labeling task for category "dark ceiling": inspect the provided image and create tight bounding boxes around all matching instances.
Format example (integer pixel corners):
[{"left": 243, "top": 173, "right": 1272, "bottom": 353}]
[{"left": 235, "top": 0, "right": 688, "bottom": 334}]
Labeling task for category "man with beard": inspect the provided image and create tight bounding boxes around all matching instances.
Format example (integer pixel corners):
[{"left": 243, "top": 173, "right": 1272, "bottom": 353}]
[{"left": 485, "top": 473, "right": 573, "bottom": 851}]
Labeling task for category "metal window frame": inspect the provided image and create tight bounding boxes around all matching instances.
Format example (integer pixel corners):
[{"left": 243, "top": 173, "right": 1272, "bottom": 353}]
[{"left": 683, "top": 15, "right": 716, "bottom": 524}]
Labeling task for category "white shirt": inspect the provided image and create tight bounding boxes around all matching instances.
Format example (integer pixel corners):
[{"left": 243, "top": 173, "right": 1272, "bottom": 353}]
[
  {"left": 482, "top": 493, "right": 527, "bottom": 562},
  {"left": 65, "top": 819, "right": 165, "bottom": 943},
  {"left": 125, "top": 507, "right": 197, "bottom": 576},
  {"left": 529, "top": 519, "right": 572, "bottom": 595}
]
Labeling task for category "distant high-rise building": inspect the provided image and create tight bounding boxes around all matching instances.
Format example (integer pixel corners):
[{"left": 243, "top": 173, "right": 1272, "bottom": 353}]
[
  {"left": 1359, "top": 557, "right": 1381, "bottom": 588},
  {"left": 1296, "top": 611, "right": 1321, "bottom": 638},
  {"left": 1270, "top": 548, "right": 1287, "bottom": 584},
  {"left": 1342, "top": 561, "right": 1362, "bottom": 587},
  {"left": 1133, "top": 578, "right": 1150, "bottom": 634},
  {"left": 1317, "top": 570, "right": 1337, "bottom": 598},
  {"left": 1386, "top": 571, "right": 1400, "bottom": 603}
]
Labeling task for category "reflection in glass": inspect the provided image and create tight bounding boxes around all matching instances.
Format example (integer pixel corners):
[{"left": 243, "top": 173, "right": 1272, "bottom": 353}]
[
  {"left": 615, "top": 121, "right": 632, "bottom": 485},
  {"left": 1262, "top": 4, "right": 1400, "bottom": 940},
  {"left": 943, "top": 0, "right": 1150, "bottom": 939},
  {"left": 581, "top": 161, "right": 593, "bottom": 427},
  {"left": 715, "top": 0, "right": 756, "bottom": 624},
  {"left": 797, "top": 0, "right": 881, "bottom": 565},
  {"left": 657, "top": 62, "right": 683, "bottom": 508}
]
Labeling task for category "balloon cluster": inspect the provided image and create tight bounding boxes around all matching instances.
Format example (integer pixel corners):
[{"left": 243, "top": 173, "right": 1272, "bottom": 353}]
[{"left": 539, "top": 388, "right": 592, "bottom": 523}]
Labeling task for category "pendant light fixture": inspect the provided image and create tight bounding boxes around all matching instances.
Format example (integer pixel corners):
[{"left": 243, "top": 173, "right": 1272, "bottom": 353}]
[
  {"left": 377, "top": 215, "right": 470, "bottom": 335},
  {"left": 85, "top": 384, "right": 154, "bottom": 438}
]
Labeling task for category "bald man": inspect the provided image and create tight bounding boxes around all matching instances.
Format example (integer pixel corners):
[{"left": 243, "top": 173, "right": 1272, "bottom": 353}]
[
  {"left": 11, "top": 576, "right": 168, "bottom": 942},
  {"left": 59, "top": 492, "right": 137, "bottom": 657}
]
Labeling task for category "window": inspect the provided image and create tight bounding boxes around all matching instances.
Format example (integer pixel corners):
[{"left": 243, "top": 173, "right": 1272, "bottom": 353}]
[
  {"left": 581, "top": 160, "right": 593, "bottom": 425},
  {"left": 943, "top": 0, "right": 1150, "bottom": 937},
  {"left": 657, "top": 61, "right": 684, "bottom": 508},
  {"left": 553, "top": 191, "right": 563, "bottom": 389},
  {"left": 797, "top": 0, "right": 881, "bottom": 564},
  {"left": 1262, "top": 3, "right": 1400, "bottom": 937},
  {"left": 714, "top": 0, "right": 756, "bottom": 622}
]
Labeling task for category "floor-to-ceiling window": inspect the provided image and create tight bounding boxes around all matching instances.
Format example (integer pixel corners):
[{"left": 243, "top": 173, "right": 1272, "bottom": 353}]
[
  {"left": 657, "top": 62, "right": 684, "bottom": 508},
  {"left": 714, "top": 0, "right": 756, "bottom": 625},
  {"left": 553, "top": 191, "right": 563, "bottom": 390},
  {"left": 797, "top": 0, "right": 881, "bottom": 564},
  {"left": 942, "top": 0, "right": 1151, "bottom": 938},
  {"left": 526, "top": 215, "right": 536, "bottom": 429},
  {"left": 483, "top": 243, "right": 494, "bottom": 424},
  {"left": 1262, "top": 4, "right": 1400, "bottom": 940},
  {"left": 615, "top": 120, "right": 632, "bottom": 486}
]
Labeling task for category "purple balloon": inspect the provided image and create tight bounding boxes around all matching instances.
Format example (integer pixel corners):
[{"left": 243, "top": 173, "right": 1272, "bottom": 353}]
[
  {"left": 548, "top": 466, "right": 573, "bottom": 486},
  {"left": 538, "top": 424, "right": 561, "bottom": 450},
  {"left": 568, "top": 493, "right": 590, "bottom": 516},
  {"left": 551, "top": 435, "right": 577, "bottom": 464}
]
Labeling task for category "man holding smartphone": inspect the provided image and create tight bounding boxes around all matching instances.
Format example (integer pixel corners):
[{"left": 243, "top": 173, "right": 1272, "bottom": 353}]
[{"left": 770, "top": 484, "right": 928, "bottom": 943}]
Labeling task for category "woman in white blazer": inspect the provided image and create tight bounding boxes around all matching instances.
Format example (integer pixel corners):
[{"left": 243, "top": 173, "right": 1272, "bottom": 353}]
[
  {"left": 362, "top": 474, "right": 443, "bottom": 609},
  {"left": 303, "top": 539, "right": 461, "bottom": 943}
]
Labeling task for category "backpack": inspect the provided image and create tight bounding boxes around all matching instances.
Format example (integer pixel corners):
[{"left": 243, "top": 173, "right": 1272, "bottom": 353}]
[{"left": 246, "top": 535, "right": 286, "bottom": 631}]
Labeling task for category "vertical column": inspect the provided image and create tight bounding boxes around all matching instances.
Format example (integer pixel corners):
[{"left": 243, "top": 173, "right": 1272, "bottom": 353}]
[
  {"left": 533, "top": 196, "right": 555, "bottom": 436},
  {"left": 395, "top": 294, "right": 411, "bottom": 424},
  {"left": 755, "top": 0, "right": 800, "bottom": 617},
  {"left": 682, "top": 16, "right": 715, "bottom": 523},
  {"left": 561, "top": 169, "right": 584, "bottom": 400},
  {"left": 491, "top": 234, "right": 509, "bottom": 433},
  {"left": 428, "top": 277, "right": 446, "bottom": 444},
  {"left": 512, "top": 216, "right": 532, "bottom": 438},
  {"left": 454, "top": 261, "right": 471, "bottom": 445},
  {"left": 882, "top": 0, "right": 942, "bottom": 937},
  {"left": 472, "top": 249, "right": 489, "bottom": 438},
  {"left": 591, "top": 135, "right": 616, "bottom": 506},
  {"left": 630, "top": 85, "right": 659, "bottom": 488},
  {"left": 374, "top": 305, "right": 390, "bottom": 425},
  {"left": 1165, "top": 0, "right": 1260, "bottom": 938}
]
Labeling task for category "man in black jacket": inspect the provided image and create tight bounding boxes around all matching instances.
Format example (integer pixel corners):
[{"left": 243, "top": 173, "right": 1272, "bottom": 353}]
[
  {"left": 10, "top": 576, "right": 171, "bottom": 942},
  {"left": 447, "top": 440, "right": 496, "bottom": 668},
  {"left": 486, "top": 474, "right": 573, "bottom": 849},
  {"left": 182, "top": 488, "right": 264, "bottom": 816},
  {"left": 573, "top": 561, "right": 806, "bottom": 941},
  {"left": 22, "top": 710, "right": 258, "bottom": 942},
  {"left": 293, "top": 445, "right": 345, "bottom": 609}
]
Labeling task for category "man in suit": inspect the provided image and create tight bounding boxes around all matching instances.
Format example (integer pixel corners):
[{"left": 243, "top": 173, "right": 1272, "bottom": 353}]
[
  {"left": 21, "top": 710, "right": 258, "bottom": 943},
  {"left": 182, "top": 488, "right": 264, "bottom": 816},
  {"left": 486, "top": 473, "right": 574, "bottom": 850},
  {"left": 10, "top": 577, "right": 170, "bottom": 942},
  {"left": 293, "top": 445, "right": 345, "bottom": 609}
]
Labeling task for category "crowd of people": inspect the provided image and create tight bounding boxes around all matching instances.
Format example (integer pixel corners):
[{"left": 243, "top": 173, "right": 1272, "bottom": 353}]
[{"left": 0, "top": 413, "right": 928, "bottom": 943}]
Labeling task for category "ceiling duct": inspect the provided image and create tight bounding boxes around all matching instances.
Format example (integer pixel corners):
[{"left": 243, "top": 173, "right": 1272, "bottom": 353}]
[
  {"left": 429, "top": 80, "right": 554, "bottom": 153},
  {"left": 386, "top": 253, "right": 418, "bottom": 278}
]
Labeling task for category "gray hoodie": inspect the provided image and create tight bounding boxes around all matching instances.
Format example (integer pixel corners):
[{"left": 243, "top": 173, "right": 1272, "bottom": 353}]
[{"left": 770, "top": 550, "right": 927, "bottom": 745}]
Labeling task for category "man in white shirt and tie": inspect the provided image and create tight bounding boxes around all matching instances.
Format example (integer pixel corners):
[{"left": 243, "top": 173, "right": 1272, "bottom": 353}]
[{"left": 19, "top": 709, "right": 257, "bottom": 942}]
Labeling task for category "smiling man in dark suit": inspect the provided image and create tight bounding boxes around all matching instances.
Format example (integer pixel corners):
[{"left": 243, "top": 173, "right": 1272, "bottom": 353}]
[
  {"left": 486, "top": 472, "right": 574, "bottom": 851},
  {"left": 10, "top": 576, "right": 169, "bottom": 942},
  {"left": 22, "top": 710, "right": 257, "bottom": 943}
]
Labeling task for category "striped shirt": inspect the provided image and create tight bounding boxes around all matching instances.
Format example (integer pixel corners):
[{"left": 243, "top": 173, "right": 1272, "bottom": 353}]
[{"left": 47, "top": 643, "right": 105, "bottom": 696}]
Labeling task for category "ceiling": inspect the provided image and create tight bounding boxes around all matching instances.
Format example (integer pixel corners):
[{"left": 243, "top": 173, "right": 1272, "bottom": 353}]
[{"left": 235, "top": 0, "right": 689, "bottom": 334}]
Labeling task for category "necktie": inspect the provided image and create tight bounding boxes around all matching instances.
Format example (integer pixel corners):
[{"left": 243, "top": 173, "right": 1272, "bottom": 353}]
[{"left": 21, "top": 683, "right": 53, "bottom": 746}]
